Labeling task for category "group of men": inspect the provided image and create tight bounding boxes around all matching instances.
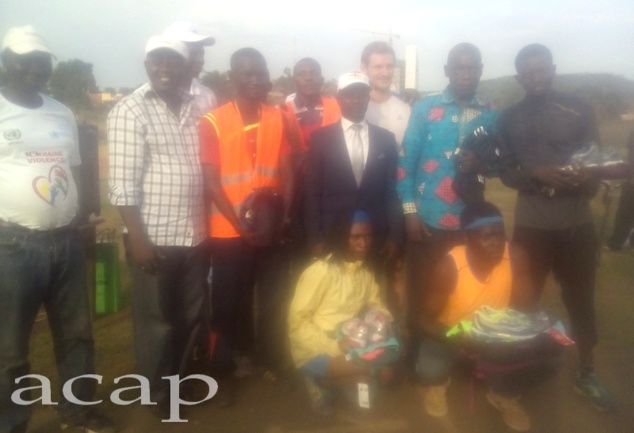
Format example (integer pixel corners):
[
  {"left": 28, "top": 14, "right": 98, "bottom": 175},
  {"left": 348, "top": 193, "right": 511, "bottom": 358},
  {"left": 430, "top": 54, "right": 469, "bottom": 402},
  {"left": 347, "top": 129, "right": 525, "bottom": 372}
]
[{"left": 0, "top": 20, "right": 626, "bottom": 433}]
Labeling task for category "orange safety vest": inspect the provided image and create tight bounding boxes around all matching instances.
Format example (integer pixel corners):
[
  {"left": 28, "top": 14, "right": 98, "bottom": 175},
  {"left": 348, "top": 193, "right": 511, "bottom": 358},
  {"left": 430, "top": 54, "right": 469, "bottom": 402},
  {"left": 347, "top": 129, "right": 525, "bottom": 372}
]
[
  {"left": 203, "top": 102, "right": 285, "bottom": 238},
  {"left": 437, "top": 244, "right": 512, "bottom": 326},
  {"left": 285, "top": 96, "right": 341, "bottom": 152}
]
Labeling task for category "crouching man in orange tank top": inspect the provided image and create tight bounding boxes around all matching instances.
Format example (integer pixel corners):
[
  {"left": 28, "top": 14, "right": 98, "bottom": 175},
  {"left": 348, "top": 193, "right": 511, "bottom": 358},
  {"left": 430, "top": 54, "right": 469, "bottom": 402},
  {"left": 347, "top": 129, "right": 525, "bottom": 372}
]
[{"left": 415, "top": 201, "right": 562, "bottom": 432}]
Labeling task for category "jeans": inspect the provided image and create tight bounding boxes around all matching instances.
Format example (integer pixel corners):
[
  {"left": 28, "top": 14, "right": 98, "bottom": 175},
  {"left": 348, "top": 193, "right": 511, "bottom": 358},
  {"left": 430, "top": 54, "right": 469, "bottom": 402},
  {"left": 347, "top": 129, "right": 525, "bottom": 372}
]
[
  {"left": 0, "top": 224, "right": 95, "bottom": 431},
  {"left": 126, "top": 240, "right": 210, "bottom": 404}
]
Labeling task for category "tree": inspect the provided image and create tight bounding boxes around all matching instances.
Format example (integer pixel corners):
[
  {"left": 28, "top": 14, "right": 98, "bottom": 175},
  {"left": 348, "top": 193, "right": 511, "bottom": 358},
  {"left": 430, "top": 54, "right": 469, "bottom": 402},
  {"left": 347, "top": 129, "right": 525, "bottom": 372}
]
[
  {"left": 200, "top": 70, "right": 233, "bottom": 106},
  {"left": 271, "top": 67, "right": 294, "bottom": 98},
  {"left": 48, "top": 59, "right": 98, "bottom": 114},
  {"left": 118, "top": 87, "right": 135, "bottom": 96}
]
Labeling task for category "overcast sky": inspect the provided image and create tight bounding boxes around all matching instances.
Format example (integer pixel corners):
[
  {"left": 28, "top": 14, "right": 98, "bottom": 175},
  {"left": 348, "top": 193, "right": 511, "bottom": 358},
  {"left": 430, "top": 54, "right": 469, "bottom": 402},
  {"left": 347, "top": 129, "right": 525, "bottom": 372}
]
[{"left": 2, "top": 0, "right": 633, "bottom": 92}]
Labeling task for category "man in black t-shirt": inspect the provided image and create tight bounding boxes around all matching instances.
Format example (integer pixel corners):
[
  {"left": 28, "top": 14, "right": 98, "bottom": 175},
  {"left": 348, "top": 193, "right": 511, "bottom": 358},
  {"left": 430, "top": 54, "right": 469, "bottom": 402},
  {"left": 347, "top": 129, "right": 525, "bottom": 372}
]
[{"left": 497, "top": 43, "right": 624, "bottom": 411}]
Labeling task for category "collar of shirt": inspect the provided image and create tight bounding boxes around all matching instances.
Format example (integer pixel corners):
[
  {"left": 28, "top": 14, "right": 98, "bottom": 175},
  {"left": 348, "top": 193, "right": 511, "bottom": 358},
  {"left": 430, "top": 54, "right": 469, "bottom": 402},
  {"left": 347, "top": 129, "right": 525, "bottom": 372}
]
[
  {"left": 139, "top": 83, "right": 195, "bottom": 121},
  {"left": 141, "top": 83, "right": 192, "bottom": 103},
  {"left": 441, "top": 86, "right": 486, "bottom": 108},
  {"left": 341, "top": 117, "right": 369, "bottom": 168},
  {"left": 189, "top": 78, "right": 204, "bottom": 96},
  {"left": 292, "top": 93, "right": 325, "bottom": 113}
]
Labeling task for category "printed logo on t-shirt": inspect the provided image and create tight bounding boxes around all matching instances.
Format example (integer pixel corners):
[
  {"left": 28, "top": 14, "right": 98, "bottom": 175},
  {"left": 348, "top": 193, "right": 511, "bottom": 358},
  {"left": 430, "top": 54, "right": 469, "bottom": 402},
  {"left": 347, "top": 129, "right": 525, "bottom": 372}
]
[
  {"left": 32, "top": 165, "right": 69, "bottom": 206},
  {"left": 3, "top": 129, "right": 21, "bottom": 141}
]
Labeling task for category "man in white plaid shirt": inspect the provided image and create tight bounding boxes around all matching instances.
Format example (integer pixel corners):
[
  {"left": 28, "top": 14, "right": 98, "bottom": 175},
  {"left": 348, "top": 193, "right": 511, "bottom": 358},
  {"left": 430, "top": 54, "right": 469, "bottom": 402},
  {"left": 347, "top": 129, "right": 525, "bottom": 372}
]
[{"left": 107, "top": 35, "right": 209, "bottom": 419}]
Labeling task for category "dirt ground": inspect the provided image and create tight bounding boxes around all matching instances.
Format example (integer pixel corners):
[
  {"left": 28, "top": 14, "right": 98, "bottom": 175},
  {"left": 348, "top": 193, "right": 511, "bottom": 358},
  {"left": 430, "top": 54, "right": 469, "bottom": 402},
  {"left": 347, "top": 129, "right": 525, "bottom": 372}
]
[
  {"left": 19, "top": 120, "right": 634, "bottom": 433},
  {"left": 24, "top": 248, "right": 634, "bottom": 433}
]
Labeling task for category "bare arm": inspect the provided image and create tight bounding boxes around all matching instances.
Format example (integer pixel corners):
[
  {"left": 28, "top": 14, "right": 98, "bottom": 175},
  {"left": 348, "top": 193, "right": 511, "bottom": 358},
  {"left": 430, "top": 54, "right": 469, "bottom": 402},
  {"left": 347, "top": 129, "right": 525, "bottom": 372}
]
[{"left": 117, "top": 205, "right": 164, "bottom": 272}]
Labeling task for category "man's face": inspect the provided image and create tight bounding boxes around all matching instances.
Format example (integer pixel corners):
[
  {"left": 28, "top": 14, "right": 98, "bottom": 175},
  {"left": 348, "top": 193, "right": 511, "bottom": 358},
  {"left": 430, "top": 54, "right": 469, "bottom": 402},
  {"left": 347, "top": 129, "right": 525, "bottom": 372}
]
[
  {"left": 516, "top": 55, "right": 555, "bottom": 97},
  {"left": 188, "top": 44, "right": 205, "bottom": 79},
  {"left": 466, "top": 222, "right": 506, "bottom": 265},
  {"left": 231, "top": 56, "right": 270, "bottom": 102},
  {"left": 337, "top": 84, "right": 370, "bottom": 122},
  {"left": 362, "top": 53, "right": 395, "bottom": 93},
  {"left": 445, "top": 51, "right": 482, "bottom": 100},
  {"left": 144, "top": 49, "right": 187, "bottom": 96},
  {"left": 3, "top": 50, "right": 52, "bottom": 93},
  {"left": 347, "top": 221, "right": 373, "bottom": 261},
  {"left": 293, "top": 61, "right": 323, "bottom": 99}
]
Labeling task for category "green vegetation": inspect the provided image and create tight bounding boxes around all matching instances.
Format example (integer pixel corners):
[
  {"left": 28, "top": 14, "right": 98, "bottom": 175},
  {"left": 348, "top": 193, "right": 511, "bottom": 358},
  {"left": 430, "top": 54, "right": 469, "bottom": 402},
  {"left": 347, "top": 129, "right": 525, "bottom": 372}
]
[
  {"left": 48, "top": 59, "right": 98, "bottom": 115},
  {"left": 478, "top": 73, "right": 634, "bottom": 117}
]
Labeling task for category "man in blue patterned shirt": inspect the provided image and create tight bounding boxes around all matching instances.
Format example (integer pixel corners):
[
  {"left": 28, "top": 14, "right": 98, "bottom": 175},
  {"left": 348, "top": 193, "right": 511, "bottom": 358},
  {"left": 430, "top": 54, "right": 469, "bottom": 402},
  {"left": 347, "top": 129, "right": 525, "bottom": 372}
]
[{"left": 396, "top": 43, "right": 497, "bottom": 370}]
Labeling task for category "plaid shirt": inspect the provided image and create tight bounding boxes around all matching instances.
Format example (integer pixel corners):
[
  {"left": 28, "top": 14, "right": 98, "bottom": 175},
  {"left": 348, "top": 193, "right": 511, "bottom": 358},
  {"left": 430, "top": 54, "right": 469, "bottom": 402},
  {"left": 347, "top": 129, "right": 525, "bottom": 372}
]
[{"left": 108, "top": 83, "right": 206, "bottom": 247}]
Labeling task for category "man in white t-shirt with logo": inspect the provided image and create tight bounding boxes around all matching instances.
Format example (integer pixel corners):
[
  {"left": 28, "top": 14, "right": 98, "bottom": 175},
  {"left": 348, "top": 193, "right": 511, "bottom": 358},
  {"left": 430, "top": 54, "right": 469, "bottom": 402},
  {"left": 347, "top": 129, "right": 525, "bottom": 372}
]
[
  {"left": 0, "top": 26, "right": 115, "bottom": 433},
  {"left": 361, "top": 41, "right": 411, "bottom": 147}
]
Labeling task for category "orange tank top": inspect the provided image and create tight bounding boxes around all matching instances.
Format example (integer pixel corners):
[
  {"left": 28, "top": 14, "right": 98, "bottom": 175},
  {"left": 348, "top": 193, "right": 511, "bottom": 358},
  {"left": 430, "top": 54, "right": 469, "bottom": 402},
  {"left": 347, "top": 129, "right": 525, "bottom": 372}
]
[{"left": 438, "top": 244, "right": 512, "bottom": 326}]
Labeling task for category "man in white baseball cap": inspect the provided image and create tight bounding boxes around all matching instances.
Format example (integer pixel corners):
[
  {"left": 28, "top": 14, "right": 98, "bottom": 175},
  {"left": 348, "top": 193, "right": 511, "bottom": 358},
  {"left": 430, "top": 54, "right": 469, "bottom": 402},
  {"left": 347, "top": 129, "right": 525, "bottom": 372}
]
[
  {"left": 304, "top": 70, "right": 403, "bottom": 264},
  {"left": 164, "top": 21, "right": 217, "bottom": 114},
  {"left": 0, "top": 26, "right": 116, "bottom": 433},
  {"left": 108, "top": 35, "right": 210, "bottom": 420},
  {"left": 2, "top": 25, "right": 54, "bottom": 56}
]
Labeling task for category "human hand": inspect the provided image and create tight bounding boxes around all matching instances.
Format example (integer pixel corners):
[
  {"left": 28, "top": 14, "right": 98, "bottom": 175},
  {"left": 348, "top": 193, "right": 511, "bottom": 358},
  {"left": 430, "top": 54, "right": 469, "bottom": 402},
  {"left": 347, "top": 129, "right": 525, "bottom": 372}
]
[
  {"left": 530, "top": 165, "right": 578, "bottom": 189},
  {"left": 129, "top": 235, "right": 164, "bottom": 274},
  {"left": 405, "top": 213, "right": 430, "bottom": 242},
  {"left": 457, "top": 149, "right": 483, "bottom": 173},
  {"left": 338, "top": 337, "right": 354, "bottom": 354}
]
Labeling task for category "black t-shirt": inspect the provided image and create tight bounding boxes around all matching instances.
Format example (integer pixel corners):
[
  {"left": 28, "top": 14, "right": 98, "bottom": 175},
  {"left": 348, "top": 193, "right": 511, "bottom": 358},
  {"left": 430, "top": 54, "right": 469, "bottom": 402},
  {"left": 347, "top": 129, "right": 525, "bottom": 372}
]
[{"left": 497, "top": 91, "right": 598, "bottom": 229}]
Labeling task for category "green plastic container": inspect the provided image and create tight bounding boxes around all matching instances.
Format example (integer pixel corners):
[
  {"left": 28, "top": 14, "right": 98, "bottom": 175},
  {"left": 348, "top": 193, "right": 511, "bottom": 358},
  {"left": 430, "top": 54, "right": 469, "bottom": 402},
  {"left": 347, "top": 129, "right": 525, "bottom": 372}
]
[{"left": 95, "top": 237, "right": 121, "bottom": 314}]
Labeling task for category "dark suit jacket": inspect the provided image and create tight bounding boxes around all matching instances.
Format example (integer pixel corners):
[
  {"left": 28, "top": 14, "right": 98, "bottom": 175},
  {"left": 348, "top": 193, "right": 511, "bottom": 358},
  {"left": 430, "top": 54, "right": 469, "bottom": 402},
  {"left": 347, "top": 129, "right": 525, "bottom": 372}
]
[{"left": 304, "top": 120, "right": 404, "bottom": 249}]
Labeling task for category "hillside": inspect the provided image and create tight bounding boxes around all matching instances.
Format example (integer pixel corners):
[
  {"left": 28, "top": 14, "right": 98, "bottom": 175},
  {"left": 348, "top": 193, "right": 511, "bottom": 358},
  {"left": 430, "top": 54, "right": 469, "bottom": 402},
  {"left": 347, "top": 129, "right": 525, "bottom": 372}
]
[{"left": 476, "top": 73, "right": 634, "bottom": 114}]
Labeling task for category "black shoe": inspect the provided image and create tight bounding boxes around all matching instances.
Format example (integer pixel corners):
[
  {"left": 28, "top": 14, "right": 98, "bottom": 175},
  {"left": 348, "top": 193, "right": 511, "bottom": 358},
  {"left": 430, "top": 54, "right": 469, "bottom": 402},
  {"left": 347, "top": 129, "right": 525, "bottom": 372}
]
[{"left": 60, "top": 409, "right": 117, "bottom": 433}]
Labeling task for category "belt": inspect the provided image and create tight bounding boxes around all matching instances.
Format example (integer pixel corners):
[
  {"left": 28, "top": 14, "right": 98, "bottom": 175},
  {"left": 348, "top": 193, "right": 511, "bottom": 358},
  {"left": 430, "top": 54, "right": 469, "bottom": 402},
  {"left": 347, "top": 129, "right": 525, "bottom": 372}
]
[{"left": 0, "top": 219, "right": 75, "bottom": 235}]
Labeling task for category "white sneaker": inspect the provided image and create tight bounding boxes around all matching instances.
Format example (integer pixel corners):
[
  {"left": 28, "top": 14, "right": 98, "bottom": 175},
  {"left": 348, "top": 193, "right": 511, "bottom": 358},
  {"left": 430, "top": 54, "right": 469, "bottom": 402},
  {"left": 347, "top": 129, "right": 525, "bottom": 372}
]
[
  {"left": 487, "top": 390, "right": 531, "bottom": 431},
  {"left": 419, "top": 381, "right": 449, "bottom": 417}
]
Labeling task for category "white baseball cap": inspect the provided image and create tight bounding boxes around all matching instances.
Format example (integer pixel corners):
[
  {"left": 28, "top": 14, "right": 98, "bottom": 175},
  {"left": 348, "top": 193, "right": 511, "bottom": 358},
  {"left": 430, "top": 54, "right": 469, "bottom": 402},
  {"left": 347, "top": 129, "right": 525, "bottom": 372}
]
[
  {"left": 145, "top": 35, "right": 189, "bottom": 60},
  {"left": 337, "top": 71, "right": 370, "bottom": 91},
  {"left": 163, "top": 21, "right": 215, "bottom": 46},
  {"left": 2, "top": 26, "right": 54, "bottom": 57}
]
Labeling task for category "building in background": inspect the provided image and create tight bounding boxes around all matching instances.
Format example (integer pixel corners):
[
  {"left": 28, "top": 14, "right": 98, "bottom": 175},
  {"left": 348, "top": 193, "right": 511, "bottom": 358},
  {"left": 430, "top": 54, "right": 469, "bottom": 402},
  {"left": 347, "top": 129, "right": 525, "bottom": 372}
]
[{"left": 405, "top": 44, "right": 418, "bottom": 90}]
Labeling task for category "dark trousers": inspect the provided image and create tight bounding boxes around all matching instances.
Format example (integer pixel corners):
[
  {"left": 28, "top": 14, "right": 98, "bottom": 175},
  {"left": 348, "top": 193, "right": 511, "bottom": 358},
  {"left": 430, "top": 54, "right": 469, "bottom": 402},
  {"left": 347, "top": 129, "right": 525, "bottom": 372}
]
[
  {"left": 608, "top": 182, "right": 634, "bottom": 250},
  {"left": 0, "top": 225, "right": 94, "bottom": 431},
  {"left": 209, "top": 237, "right": 289, "bottom": 371},
  {"left": 416, "top": 336, "right": 560, "bottom": 397},
  {"left": 127, "top": 240, "right": 210, "bottom": 403},
  {"left": 513, "top": 224, "right": 598, "bottom": 356},
  {"left": 405, "top": 227, "right": 464, "bottom": 369}
]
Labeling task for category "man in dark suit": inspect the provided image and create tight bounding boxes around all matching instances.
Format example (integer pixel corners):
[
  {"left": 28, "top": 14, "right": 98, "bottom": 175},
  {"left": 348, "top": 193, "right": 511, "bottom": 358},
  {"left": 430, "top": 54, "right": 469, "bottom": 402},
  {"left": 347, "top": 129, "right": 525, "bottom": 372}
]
[{"left": 304, "top": 71, "right": 403, "bottom": 262}]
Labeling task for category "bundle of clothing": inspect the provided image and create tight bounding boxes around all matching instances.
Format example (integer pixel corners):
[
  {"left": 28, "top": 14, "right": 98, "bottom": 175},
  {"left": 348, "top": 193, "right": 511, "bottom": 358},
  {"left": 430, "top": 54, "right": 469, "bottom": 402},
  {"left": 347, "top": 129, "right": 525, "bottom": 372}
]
[
  {"left": 337, "top": 308, "right": 400, "bottom": 368},
  {"left": 452, "top": 127, "right": 501, "bottom": 205}
]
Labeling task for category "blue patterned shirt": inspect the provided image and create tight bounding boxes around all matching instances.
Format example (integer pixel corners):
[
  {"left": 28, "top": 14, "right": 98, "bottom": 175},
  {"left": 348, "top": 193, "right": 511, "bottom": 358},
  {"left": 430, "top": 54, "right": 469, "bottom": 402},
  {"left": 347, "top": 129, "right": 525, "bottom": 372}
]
[{"left": 397, "top": 87, "right": 498, "bottom": 230}]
